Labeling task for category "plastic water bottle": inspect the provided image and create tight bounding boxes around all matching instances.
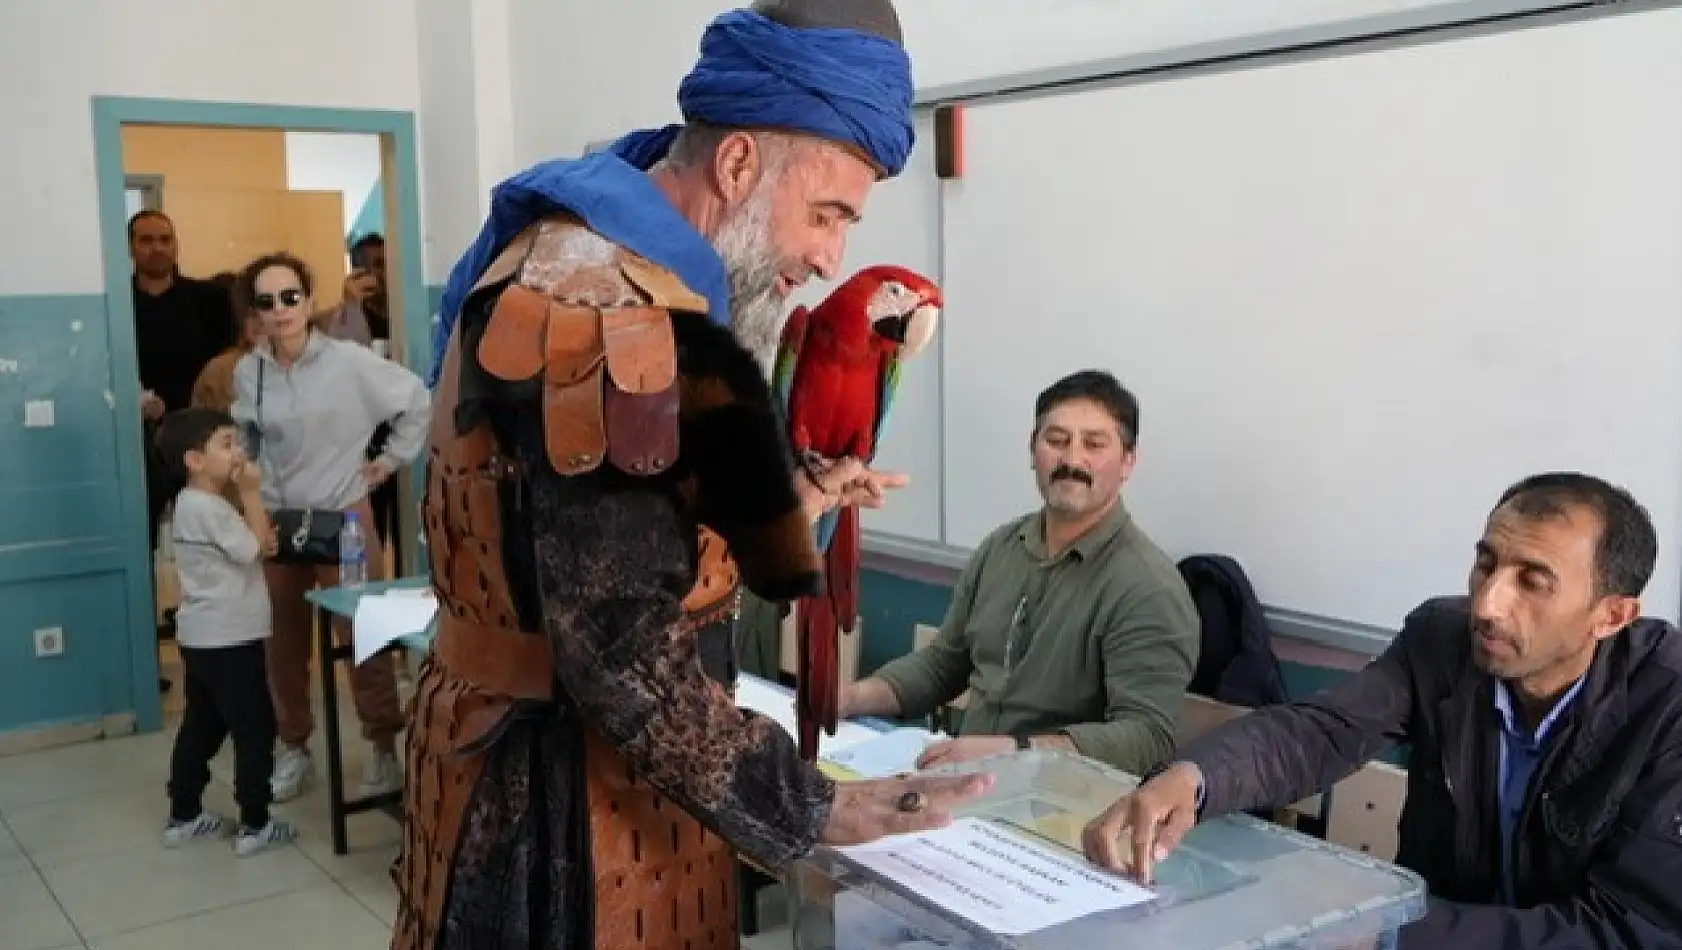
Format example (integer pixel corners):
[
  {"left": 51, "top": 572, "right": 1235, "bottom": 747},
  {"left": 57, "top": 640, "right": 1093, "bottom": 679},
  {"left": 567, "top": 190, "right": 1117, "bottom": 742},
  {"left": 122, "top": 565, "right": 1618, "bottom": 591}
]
[{"left": 340, "top": 513, "right": 368, "bottom": 590}]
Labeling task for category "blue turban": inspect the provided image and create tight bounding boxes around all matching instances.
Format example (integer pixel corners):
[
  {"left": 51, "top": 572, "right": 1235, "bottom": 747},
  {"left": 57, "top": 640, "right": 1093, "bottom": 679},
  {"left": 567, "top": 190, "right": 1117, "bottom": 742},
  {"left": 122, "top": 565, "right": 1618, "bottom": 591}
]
[{"left": 675, "top": 8, "right": 915, "bottom": 175}]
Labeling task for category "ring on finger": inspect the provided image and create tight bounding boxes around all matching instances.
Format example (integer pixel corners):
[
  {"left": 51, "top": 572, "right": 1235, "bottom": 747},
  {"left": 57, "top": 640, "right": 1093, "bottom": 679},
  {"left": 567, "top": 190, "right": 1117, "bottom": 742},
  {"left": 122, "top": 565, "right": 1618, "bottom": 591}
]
[{"left": 896, "top": 790, "right": 928, "bottom": 813}]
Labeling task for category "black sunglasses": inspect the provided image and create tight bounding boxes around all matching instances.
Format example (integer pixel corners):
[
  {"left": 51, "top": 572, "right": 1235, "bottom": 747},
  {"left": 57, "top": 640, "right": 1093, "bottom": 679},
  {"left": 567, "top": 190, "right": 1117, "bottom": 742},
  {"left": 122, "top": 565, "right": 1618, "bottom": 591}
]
[{"left": 253, "top": 288, "right": 305, "bottom": 312}]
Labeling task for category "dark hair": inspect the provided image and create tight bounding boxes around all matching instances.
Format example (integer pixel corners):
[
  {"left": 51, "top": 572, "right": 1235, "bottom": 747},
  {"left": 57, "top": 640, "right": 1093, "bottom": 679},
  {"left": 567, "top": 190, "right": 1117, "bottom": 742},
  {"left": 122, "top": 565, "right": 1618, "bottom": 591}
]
[
  {"left": 1495, "top": 472, "right": 1657, "bottom": 598},
  {"left": 1033, "top": 370, "right": 1140, "bottom": 450},
  {"left": 127, "top": 209, "right": 171, "bottom": 242},
  {"left": 154, "top": 407, "right": 237, "bottom": 483},
  {"left": 349, "top": 233, "right": 385, "bottom": 267},
  {"left": 237, "top": 252, "right": 314, "bottom": 309}
]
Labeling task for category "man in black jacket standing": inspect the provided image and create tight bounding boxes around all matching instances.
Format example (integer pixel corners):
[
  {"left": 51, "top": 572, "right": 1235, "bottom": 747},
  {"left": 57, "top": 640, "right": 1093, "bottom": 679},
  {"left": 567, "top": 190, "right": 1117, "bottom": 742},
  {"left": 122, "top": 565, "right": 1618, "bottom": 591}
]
[{"left": 1084, "top": 472, "right": 1682, "bottom": 949}]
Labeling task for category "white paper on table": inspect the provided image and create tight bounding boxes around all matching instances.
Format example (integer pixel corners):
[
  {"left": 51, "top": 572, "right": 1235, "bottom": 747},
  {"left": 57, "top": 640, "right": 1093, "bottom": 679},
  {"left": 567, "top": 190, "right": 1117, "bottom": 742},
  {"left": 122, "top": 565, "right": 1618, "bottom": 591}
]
[
  {"left": 733, "top": 676, "right": 881, "bottom": 754},
  {"left": 352, "top": 589, "right": 438, "bottom": 665},
  {"left": 837, "top": 817, "right": 1157, "bottom": 937},
  {"left": 822, "top": 727, "right": 939, "bottom": 778}
]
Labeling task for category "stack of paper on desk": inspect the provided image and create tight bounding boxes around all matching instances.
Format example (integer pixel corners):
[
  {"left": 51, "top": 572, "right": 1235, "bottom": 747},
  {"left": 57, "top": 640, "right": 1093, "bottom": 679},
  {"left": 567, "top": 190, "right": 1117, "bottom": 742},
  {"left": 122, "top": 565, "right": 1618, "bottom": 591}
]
[
  {"left": 732, "top": 677, "right": 881, "bottom": 752},
  {"left": 822, "top": 727, "right": 940, "bottom": 779},
  {"left": 352, "top": 588, "right": 438, "bottom": 665}
]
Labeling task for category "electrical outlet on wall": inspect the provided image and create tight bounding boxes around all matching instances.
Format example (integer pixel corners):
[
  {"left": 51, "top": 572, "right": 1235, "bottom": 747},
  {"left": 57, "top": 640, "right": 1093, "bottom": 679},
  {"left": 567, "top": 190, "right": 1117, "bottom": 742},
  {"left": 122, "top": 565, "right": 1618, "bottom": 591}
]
[
  {"left": 914, "top": 623, "right": 941, "bottom": 651},
  {"left": 34, "top": 627, "right": 65, "bottom": 658}
]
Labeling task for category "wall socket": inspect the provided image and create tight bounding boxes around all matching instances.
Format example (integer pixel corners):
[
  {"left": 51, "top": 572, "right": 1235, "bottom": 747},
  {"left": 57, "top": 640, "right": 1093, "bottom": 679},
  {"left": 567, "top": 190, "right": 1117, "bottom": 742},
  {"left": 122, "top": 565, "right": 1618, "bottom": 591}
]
[
  {"left": 914, "top": 623, "right": 942, "bottom": 650},
  {"left": 33, "top": 627, "right": 65, "bottom": 658}
]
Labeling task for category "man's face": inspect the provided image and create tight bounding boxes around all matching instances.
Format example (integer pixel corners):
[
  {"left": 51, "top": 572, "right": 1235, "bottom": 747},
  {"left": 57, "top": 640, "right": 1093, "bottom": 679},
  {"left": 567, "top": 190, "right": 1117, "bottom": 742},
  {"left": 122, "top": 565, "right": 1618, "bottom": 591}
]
[
  {"left": 361, "top": 244, "right": 387, "bottom": 282},
  {"left": 712, "top": 138, "right": 875, "bottom": 362},
  {"left": 1469, "top": 502, "right": 1628, "bottom": 684},
  {"left": 1031, "top": 398, "right": 1135, "bottom": 519},
  {"left": 130, "top": 216, "right": 178, "bottom": 279}
]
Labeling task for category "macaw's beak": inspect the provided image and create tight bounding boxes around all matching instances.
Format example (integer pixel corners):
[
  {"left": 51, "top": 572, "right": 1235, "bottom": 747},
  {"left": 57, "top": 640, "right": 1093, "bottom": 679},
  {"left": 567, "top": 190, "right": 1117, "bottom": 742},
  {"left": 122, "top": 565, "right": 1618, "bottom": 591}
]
[{"left": 899, "top": 303, "right": 940, "bottom": 358}]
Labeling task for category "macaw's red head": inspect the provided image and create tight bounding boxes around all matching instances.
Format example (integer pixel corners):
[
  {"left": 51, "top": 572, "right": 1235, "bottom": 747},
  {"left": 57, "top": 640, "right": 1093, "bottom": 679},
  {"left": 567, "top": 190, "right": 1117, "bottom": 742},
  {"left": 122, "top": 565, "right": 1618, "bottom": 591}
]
[{"left": 851, "top": 264, "right": 943, "bottom": 359}]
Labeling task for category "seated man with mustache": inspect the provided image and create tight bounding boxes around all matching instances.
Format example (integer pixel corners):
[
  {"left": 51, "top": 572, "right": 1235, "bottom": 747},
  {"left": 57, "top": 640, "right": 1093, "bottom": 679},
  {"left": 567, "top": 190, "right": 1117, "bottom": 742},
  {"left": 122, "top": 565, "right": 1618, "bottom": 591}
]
[{"left": 842, "top": 370, "right": 1201, "bottom": 774}]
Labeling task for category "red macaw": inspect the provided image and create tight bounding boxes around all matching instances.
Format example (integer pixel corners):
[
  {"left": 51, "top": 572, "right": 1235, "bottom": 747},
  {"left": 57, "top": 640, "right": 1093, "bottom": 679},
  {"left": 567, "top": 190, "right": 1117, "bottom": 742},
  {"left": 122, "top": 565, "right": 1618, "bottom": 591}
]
[{"left": 772, "top": 264, "right": 944, "bottom": 761}]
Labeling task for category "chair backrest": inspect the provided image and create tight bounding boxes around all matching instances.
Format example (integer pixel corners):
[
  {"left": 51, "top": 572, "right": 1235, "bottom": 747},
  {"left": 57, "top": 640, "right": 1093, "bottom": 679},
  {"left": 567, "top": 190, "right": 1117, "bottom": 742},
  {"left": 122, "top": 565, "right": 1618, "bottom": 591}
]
[{"left": 1325, "top": 760, "right": 1409, "bottom": 861}]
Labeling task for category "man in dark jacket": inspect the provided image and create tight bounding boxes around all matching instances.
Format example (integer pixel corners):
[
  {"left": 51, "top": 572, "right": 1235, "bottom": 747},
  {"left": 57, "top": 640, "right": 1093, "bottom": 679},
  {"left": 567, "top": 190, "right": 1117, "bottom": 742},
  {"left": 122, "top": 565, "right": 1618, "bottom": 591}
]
[{"left": 1083, "top": 471, "right": 1682, "bottom": 949}]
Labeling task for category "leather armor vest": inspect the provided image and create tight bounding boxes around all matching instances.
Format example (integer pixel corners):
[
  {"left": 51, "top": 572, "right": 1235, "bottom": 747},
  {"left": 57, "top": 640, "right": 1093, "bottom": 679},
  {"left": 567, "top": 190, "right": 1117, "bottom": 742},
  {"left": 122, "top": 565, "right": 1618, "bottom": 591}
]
[{"left": 393, "top": 218, "right": 744, "bottom": 950}]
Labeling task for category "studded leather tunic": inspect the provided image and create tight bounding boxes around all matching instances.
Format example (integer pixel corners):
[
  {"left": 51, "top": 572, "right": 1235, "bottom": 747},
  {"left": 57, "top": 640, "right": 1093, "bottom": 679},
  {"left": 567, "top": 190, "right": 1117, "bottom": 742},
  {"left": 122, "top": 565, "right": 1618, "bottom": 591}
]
[{"left": 391, "top": 216, "right": 834, "bottom": 950}]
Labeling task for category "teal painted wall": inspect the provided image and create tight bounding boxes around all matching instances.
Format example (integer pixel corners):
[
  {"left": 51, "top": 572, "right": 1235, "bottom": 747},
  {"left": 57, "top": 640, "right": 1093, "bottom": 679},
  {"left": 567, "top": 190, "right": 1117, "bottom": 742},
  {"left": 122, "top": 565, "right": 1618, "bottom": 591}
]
[{"left": 0, "top": 294, "right": 145, "bottom": 734}]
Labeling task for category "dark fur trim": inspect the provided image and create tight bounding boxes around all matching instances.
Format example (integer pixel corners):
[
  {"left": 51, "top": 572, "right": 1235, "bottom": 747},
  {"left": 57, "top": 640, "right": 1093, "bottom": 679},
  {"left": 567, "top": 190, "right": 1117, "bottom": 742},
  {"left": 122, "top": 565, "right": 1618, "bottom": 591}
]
[{"left": 672, "top": 312, "right": 821, "bottom": 601}]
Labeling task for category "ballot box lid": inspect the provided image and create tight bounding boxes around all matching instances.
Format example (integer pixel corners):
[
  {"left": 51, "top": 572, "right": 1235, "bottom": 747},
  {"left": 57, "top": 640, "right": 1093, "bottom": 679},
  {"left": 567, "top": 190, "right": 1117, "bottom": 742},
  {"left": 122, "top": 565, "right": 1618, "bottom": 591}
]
[{"left": 789, "top": 750, "right": 1427, "bottom": 950}]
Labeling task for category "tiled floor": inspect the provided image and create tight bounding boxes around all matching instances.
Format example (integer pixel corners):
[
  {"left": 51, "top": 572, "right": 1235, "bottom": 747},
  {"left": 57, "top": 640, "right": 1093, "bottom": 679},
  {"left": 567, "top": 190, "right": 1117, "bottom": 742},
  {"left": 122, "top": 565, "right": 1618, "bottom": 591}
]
[{"left": 0, "top": 647, "right": 796, "bottom": 950}]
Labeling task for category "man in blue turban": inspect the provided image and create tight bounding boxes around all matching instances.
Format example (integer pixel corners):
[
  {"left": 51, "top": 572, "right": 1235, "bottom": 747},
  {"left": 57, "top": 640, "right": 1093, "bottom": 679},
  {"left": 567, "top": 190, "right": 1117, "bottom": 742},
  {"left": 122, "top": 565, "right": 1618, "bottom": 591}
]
[{"left": 394, "top": 3, "right": 990, "bottom": 949}]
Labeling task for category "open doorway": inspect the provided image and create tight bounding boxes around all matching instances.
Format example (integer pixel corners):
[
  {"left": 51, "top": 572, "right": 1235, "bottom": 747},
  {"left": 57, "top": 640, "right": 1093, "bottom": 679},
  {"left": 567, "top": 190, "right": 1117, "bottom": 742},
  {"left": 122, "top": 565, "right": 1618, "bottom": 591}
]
[{"left": 92, "top": 99, "right": 430, "bottom": 734}]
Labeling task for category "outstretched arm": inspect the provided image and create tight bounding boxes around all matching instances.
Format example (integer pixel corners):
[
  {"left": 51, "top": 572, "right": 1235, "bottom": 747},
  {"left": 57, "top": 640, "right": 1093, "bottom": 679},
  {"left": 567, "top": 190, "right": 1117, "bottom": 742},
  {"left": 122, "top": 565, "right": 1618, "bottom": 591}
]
[{"left": 525, "top": 460, "right": 836, "bottom": 872}]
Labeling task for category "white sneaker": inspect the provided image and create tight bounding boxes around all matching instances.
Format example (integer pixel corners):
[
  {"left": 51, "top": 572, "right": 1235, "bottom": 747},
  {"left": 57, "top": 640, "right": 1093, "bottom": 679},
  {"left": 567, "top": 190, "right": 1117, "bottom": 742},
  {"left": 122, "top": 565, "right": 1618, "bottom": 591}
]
[
  {"left": 164, "top": 811, "right": 229, "bottom": 848},
  {"left": 234, "top": 819, "right": 297, "bottom": 857},
  {"left": 360, "top": 749, "right": 403, "bottom": 797},
  {"left": 271, "top": 747, "right": 313, "bottom": 802}
]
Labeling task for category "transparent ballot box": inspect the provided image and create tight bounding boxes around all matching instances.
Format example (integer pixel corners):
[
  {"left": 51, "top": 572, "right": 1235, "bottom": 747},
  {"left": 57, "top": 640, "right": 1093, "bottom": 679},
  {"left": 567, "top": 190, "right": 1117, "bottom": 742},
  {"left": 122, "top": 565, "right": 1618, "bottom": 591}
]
[{"left": 790, "top": 751, "right": 1427, "bottom": 950}]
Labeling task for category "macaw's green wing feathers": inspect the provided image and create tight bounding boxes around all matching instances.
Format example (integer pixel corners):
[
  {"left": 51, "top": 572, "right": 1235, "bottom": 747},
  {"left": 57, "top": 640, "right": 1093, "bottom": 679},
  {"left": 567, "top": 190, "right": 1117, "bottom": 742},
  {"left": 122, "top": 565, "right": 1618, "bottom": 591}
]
[
  {"left": 872, "top": 353, "right": 903, "bottom": 459},
  {"left": 772, "top": 304, "right": 810, "bottom": 418}
]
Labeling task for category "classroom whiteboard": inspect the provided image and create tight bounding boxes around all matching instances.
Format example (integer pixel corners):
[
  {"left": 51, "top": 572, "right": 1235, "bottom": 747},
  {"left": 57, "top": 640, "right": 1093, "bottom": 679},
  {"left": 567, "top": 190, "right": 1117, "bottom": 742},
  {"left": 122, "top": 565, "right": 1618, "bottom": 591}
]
[
  {"left": 786, "top": 109, "right": 944, "bottom": 546},
  {"left": 941, "top": 8, "right": 1682, "bottom": 628}
]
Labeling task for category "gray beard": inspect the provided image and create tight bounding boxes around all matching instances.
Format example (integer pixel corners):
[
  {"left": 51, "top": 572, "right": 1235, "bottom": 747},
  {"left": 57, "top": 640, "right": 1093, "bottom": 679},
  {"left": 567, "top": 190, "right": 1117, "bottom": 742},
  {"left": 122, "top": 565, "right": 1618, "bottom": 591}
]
[{"left": 710, "top": 184, "right": 787, "bottom": 368}]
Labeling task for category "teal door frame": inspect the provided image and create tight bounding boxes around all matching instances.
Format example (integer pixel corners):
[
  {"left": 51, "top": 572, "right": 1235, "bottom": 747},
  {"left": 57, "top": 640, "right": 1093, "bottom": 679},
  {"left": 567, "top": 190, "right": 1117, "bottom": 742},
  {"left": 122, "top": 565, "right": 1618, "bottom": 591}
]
[{"left": 91, "top": 97, "right": 430, "bottom": 733}]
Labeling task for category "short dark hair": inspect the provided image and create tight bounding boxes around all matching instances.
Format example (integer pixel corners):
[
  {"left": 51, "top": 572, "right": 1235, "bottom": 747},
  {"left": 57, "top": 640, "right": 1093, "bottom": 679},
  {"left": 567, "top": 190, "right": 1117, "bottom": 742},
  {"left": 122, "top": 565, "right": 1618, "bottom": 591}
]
[
  {"left": 154, "top": 407, "right": 237, "bottom": 482},
  {"left": 1033, "top": 370, "right": 1140, "bottom": 450},
  {"left": 1495, "top": 472, "right": 1657, "bottom": 598},
  {"left": 127, "top": 209, "right": 171, "bottom": 242},
  {"left": 237, "top": 252, "right": 314, "bottom": 308},
  {"left": 349, "top": 233, "right": 384, "bottom": 266}
]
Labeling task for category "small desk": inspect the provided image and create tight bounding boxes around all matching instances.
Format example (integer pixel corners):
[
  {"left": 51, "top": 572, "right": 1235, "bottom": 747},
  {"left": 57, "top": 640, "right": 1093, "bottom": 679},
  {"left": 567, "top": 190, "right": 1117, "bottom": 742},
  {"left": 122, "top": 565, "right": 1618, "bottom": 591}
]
[{"left": 304, "top": 577, "right": 432, "bottom": 856}]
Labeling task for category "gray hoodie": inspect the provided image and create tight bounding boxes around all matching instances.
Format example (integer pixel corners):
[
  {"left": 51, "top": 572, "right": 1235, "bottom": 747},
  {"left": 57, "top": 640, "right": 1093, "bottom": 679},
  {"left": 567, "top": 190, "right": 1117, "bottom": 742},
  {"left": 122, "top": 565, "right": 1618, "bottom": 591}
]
[{"left": 231, "top": 330, "right": 431, "bottom": 512}]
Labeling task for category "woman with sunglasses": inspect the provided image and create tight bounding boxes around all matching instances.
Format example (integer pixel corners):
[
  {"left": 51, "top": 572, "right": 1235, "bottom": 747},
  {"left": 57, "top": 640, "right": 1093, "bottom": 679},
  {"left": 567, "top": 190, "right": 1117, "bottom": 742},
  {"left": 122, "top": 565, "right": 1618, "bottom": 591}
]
[{"left": 230, "top": 252, "right": 431, "bottom": 803}]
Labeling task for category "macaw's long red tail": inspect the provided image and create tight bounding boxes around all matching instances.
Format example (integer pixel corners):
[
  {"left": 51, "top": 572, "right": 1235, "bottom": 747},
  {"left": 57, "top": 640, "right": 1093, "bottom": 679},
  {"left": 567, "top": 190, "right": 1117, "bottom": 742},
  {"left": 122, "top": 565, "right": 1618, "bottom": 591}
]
[
  {"left": 795, "top": 506, "right": 862, "bottom": 762},
  {"left": 795, "top": 592, "right": 836, "bottom": 762},
  {"left": 831, "top": 504, "right": 861, "bottom": 628}
]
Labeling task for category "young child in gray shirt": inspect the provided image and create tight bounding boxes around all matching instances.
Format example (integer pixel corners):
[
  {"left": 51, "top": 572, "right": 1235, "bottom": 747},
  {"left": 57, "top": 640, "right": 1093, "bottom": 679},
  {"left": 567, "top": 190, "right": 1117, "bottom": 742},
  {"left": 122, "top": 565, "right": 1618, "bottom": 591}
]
[{"left": 156, "top": 408, "right": 296, "bottom": 856}]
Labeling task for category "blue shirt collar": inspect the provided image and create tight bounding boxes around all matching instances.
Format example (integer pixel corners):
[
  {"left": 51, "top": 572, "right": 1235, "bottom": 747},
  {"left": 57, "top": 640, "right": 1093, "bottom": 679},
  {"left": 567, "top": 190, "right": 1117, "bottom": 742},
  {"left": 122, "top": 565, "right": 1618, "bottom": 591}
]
[{"left": 1493, "top": 674, "right": 1587, "bottom": 742}]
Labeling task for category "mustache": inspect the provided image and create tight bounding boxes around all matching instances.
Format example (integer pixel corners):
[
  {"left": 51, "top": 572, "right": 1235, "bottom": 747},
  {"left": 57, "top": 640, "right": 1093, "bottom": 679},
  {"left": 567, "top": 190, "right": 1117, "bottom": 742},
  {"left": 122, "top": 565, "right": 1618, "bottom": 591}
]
[{"left": 1051, "top": 465, "right": 1092, "bottom": 486}]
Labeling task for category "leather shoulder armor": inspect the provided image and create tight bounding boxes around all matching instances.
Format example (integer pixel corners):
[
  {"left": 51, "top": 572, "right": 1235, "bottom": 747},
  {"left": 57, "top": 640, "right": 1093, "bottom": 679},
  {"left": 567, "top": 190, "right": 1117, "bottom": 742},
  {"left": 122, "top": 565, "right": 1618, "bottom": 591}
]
[{"left": 473, "top": 215, "right": 706, "bottom": 479}]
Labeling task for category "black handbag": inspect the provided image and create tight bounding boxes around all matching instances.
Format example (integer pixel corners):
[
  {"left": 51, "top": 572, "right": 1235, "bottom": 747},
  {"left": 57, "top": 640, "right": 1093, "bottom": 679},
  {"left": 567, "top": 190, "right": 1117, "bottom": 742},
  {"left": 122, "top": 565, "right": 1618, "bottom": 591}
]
[{"left": 250, "top": 358, "right": 343, "bottom": 565}]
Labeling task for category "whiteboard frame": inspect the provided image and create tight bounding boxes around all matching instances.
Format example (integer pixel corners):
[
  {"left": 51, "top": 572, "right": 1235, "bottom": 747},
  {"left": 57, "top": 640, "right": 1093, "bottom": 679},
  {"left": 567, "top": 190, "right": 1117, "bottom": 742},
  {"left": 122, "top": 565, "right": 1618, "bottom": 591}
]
[{"left": 864, "top": 0, "right": 1682, "bottom": 657}]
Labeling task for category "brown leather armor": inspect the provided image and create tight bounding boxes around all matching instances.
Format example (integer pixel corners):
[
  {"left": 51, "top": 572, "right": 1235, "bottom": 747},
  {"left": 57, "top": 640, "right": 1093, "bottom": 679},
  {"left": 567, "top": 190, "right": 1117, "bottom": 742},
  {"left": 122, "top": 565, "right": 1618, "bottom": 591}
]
[{"left": 393, "top": 218, "right": 743, "bottom": 950}]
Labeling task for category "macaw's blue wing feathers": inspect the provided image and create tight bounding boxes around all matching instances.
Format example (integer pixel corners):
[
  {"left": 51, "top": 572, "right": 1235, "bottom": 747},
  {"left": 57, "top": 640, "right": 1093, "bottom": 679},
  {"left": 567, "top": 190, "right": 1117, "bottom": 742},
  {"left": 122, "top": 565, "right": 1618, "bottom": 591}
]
[{"left": 813, "top": 505, "right": 840, "bottom": 554}]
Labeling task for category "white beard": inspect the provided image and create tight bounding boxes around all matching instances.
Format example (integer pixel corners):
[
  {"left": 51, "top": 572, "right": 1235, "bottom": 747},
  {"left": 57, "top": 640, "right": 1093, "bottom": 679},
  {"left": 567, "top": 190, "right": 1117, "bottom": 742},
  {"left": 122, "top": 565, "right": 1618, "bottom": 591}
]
[{"left": 710, "top": 180, "right": 787, "bottom": 368}]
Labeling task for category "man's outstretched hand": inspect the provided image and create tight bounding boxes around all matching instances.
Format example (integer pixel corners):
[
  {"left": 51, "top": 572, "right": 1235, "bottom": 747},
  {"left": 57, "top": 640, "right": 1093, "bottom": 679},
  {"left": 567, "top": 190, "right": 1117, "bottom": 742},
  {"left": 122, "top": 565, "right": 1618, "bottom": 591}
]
[
  {"left": 797, "top": 455, "right": 910, "bottom": 524},
  {"left": 820, "top": 772, "right": 994, "bottom": 847},
  {"left": 1081, "top": 762, "right": 1204, "bottom": 884}
]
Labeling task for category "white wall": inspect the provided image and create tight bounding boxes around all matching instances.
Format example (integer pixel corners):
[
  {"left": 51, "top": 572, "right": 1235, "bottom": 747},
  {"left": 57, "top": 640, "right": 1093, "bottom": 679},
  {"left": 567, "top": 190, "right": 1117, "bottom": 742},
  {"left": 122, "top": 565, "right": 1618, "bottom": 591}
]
[
  {"left": 507, "top": 0, "right": 1540, "bottom": 164},
  {"left": 416, "top": 0, "right": 520, "bottom": 283},
  {"left": 0, "top": 0, "right": 424, "bottom": 296},
  {"left": 284, "top": 132, "right": 385, "bottom": 239}
]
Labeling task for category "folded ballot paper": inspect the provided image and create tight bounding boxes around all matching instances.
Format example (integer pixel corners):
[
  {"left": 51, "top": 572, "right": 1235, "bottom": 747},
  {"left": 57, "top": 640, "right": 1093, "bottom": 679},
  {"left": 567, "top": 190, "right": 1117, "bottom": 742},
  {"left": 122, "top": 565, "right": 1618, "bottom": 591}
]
[{"left": 352, "top": 588, "right": 438, "bottom": 665}]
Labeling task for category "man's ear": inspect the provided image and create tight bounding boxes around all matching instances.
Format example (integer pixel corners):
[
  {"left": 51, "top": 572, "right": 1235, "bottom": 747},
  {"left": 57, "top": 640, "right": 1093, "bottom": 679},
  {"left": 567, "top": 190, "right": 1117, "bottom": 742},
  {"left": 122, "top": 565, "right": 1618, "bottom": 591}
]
[
  {"left": 711, "top": 131, "right": 764, "bottom": 207},
  {"left": 1592, "top": 594, "right": 1641, "bottom": 642}
]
